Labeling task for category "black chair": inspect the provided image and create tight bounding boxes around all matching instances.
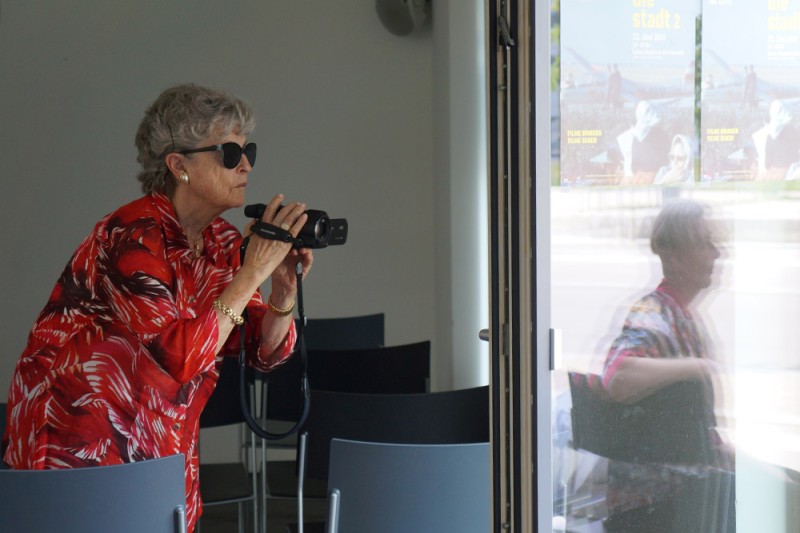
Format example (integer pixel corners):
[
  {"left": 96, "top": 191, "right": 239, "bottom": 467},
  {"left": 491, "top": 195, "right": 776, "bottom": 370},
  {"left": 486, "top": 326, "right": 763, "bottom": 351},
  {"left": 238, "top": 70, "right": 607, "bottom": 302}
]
[
  {"left": 0, "top": 454, "right": 187, "bottom": 532},
  {"left": 253, "top": 314, "right": 387, "bottom": 442},
  {"left": 264, "top": 340, "right": 431, "bottom": 438},
  {"left": 255, "top": 314, "right": 387, "bottom": 530},
  {"left": 287, "top": 386, "right": 490, "bottom": 532},
  {"left": 301, "top": 386, "right": 488, "bottom": 483},
  {"left": 299, "top": 313, "right": 385, "bottom": 351},
  {"left": 198, "top": 357, "right": 260, "bottom": 533},
  {"left": 260, "top": 321, "right": 399, "bottom": 425},
  {"left": 262, "top": 341, "right": 431, "bottom": 503},
  {"left": 263, "top": 340, "right": 430, "bottom": 421}
]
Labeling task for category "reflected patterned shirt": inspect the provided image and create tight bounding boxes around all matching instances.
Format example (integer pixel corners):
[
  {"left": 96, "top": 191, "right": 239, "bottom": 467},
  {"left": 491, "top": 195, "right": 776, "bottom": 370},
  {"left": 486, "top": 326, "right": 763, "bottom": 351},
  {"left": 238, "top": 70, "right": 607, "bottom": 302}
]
[
  {"left": 601, "top": 280, "right": 715, "bottom": 515},
  {"left": 3, "top": 193, "right": 295, "bottom": 531}
]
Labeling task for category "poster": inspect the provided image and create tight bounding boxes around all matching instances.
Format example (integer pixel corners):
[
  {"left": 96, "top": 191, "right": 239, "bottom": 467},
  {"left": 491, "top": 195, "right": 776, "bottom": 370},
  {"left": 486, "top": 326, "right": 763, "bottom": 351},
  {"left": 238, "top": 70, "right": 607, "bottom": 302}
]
[
  {"left": 560, "top": 0, "right": 698, "bottom": 186},
  {"left": 701, "top": 0, "right": 800, "bottom": 181}
]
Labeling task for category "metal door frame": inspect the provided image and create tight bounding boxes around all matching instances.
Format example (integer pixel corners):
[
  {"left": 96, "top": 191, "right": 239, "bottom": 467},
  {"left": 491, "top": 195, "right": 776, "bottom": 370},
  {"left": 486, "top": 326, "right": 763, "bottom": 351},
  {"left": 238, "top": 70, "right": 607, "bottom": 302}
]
[{"left": 488, "top": 0, "right": 543, "bottom": 531}]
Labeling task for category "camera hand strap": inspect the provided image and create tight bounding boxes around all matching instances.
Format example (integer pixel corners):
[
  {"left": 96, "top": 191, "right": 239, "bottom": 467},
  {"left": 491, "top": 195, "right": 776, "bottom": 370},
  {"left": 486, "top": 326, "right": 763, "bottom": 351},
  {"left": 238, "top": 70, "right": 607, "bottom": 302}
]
[{"left": 248, "top": 221, "right": 298, "bottom": 246}]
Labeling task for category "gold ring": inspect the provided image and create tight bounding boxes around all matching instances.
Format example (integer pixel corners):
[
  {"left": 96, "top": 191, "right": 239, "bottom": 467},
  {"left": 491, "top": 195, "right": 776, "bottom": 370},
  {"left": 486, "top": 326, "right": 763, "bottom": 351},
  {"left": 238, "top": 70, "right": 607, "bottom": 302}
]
[{"left": 280, "top": 223, "right": 291, "bottom": 231}]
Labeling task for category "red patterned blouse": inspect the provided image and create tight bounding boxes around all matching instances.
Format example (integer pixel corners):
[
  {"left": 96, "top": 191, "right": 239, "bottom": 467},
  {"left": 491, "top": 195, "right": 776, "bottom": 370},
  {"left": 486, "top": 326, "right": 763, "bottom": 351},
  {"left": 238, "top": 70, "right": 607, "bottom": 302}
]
[{"left": 3, "top": 192, "right": 295, "bottom": 531}]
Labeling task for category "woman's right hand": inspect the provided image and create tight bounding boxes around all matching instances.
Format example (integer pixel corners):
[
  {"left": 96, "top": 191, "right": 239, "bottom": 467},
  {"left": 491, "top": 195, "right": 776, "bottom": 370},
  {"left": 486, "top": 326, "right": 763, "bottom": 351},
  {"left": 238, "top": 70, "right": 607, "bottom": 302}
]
[{"left": 241, "top": 194, "right": 308, "bottom": 284}]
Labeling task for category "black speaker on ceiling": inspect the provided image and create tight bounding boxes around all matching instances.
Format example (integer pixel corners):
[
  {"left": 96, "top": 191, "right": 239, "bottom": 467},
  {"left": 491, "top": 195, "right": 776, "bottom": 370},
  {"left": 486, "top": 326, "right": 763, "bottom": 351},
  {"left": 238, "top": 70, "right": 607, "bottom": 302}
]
[{"left": 375, "top": 0, "right": 431, "bottom": 36}]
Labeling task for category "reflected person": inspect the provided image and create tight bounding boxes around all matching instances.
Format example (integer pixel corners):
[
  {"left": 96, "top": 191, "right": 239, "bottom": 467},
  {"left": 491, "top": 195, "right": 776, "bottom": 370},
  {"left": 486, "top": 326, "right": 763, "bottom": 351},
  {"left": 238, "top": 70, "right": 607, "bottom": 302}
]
[
  {"left": 752, "top": 100, "right": 800, "bottom": 180},
  {"left": 598, "top": 200, "right": 733, "bottom": 532},
  {"left": 617, "top": 101, "right": 671, "bottom": 184},
  {"left": 654, "top": 134, "right": 694, "bottom": 185},
  {"left": 2, "top": 83, "right": 314, "bottom": 532},
  {"left": 606, "top": 64, "right": 622, "bottom": 112}
]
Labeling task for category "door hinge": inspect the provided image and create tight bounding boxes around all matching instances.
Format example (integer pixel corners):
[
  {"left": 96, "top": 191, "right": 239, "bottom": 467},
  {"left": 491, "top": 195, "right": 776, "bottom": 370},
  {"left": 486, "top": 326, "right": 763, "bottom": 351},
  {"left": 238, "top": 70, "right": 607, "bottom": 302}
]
[{"left": 498, "top": 15, "right": 515, "bottom": 48}]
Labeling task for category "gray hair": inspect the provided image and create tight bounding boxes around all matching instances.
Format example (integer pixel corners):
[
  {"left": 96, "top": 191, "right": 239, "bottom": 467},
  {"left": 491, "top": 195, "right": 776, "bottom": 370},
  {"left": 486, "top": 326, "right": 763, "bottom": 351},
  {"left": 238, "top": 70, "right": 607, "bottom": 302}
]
[
  {"left": 650, "top": 199, "right": 707, "bottom": 255},
  {"left": 135, "top": 84, "right": 256, "bottom": 194}
]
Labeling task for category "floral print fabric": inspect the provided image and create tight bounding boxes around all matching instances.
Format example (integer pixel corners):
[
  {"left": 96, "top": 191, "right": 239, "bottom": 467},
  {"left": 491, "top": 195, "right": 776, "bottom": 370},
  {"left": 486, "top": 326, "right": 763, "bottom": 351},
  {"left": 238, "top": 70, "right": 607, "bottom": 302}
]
[
  {"left": 600, "top": 281, "right": 714, "bottom": 515},
  {"left": 3, "top": 193, "right": 295, "bottom": 531}
]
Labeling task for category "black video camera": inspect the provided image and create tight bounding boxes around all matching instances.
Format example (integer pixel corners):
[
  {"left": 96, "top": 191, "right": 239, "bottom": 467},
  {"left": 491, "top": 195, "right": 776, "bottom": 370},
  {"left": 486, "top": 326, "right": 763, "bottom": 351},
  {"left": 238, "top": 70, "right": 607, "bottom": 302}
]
[{"left": 244, "top": 203, "right": 348, "bottom": 249}]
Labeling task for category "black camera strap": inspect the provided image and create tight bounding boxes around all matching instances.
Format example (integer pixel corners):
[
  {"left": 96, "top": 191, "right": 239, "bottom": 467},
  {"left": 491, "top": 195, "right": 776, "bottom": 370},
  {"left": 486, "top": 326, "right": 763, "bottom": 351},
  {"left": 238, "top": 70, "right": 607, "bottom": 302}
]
[
  {"left": 237, "top": 234, "right": 310, "bottom": 440},
  {"left": 249, "top": 221, "right": 298, "bottom": 246}
]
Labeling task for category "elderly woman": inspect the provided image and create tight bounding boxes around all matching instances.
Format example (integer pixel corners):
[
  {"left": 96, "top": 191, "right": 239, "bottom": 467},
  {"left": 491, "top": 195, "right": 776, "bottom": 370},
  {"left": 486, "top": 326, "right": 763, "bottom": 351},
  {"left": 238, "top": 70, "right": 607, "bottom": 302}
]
[
  {"left": 653, "top": 134, "right": 694, "bottom": 185},
  {"left": 2, "top": 84, "right": 313, "bottom": 531},
  {"left": 599, "top": 199, "right": 732, "bottom": 532}
]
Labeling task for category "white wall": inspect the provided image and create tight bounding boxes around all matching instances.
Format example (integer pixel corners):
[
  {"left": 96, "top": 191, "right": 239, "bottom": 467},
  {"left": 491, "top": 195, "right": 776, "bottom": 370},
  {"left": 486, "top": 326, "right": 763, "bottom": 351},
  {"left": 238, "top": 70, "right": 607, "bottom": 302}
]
[
  {"left": 433, "top": 0, "right": 489, "bottom": 389},
  {"left": 0, "top": 1, "right": 487, "bottom": 456}
]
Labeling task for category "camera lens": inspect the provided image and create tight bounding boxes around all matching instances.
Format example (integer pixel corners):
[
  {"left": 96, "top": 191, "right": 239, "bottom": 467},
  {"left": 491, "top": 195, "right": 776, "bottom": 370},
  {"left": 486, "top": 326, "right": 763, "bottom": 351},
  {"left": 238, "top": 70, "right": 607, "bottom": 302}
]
[{"left": 314, "top": 216, "right": 330, "bottom": 243}]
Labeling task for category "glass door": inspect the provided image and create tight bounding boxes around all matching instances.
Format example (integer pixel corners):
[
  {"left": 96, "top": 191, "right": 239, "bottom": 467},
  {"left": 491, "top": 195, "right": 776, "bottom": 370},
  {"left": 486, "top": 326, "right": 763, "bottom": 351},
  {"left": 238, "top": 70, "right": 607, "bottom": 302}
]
[{"left": 542, "top": 0, "right": 800, "bottom": 531}]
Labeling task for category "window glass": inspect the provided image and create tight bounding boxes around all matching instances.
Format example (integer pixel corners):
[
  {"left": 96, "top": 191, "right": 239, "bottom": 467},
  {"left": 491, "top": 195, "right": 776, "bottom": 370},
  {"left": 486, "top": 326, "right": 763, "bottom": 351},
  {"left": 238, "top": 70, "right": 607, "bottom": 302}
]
[{"left": 549, "top": 1, "right": 800, "bottom": 531}]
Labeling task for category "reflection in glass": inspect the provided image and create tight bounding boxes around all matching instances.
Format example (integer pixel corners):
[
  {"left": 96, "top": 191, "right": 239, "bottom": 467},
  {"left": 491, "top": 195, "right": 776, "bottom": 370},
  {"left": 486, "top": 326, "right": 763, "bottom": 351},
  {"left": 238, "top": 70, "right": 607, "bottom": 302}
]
[
  {"left": 549, "top": 2, "right": 800, "bottom": 531},
  {"left": 701, "top": 0, "right": 800, "bottom": 182},
  {"left": 558, "top": 0, "right": 697, "bottom": 187},
  {"left": 591, "top": 200, "right": 734, "bottom": 531}
]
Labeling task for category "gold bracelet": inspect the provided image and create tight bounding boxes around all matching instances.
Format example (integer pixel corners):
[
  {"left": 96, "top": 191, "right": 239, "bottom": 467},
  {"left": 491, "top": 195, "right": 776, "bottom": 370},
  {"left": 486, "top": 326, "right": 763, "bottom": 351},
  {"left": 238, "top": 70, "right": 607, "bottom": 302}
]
[
  {"left": 212, "top": 299, "right": 244, "bottom": 326},
  {"left": 267, "top": 296, "right": 295, "bottom": 317}
]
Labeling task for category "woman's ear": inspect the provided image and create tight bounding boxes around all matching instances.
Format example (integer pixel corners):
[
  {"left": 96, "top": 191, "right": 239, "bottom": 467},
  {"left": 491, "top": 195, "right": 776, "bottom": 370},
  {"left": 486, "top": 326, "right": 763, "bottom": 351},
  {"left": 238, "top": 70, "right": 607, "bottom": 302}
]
[{"left": 164, "top": 152, "right": 185, "bottom": 178}]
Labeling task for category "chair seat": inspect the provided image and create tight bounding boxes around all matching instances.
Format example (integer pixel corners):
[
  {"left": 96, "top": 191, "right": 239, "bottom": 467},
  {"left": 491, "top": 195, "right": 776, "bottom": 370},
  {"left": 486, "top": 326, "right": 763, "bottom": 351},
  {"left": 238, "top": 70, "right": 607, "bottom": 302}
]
[
  {"left": 260, "top": 421, "right": 299, "bottom": 448},
  {"left": 266, "top": 460, "right": 327, "bottom": 499},
  {"left": 200, "top": 462, "right": 253, "bottom": 503},
  {"left": 286, "top": 522, "right": 326, "bottom": 533}
]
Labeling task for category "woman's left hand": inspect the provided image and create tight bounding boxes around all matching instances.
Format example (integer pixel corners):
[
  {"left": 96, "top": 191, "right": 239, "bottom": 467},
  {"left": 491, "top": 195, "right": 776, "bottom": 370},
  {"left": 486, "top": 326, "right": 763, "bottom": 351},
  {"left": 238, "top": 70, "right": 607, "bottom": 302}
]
[{"left": 270, "top": 246, "right": 314, "bottom": 304}]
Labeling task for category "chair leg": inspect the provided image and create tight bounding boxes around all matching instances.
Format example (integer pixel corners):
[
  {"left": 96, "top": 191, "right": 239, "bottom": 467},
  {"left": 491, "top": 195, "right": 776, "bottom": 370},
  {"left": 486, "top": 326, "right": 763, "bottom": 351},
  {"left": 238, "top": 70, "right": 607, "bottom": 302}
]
[
  {"left": 297, "top": 433, "right": 307, "bottom": 533},
  {"left": 260, "top": 433, "right": 267, "bottom": 533},
  {"left": 250, "top": 434, "right": 259, "bottom": 533},
  {"left": 327, "top": 489, "right": 340, "bottom": 533}
]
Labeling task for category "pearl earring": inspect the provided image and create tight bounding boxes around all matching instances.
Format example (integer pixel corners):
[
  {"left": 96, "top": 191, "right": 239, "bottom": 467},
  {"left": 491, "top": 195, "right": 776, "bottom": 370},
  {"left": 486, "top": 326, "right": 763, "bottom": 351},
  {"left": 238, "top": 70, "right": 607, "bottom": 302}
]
[{"left": 179, "top": 173, "right": 189, "bottom": 183}]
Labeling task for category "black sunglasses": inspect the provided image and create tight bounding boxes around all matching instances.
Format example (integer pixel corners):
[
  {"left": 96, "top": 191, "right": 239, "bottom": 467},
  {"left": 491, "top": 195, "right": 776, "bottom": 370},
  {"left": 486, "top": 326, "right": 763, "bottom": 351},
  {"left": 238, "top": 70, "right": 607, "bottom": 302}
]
[{"left": 179, "top": 142, "right": 257, "bottom": 169}]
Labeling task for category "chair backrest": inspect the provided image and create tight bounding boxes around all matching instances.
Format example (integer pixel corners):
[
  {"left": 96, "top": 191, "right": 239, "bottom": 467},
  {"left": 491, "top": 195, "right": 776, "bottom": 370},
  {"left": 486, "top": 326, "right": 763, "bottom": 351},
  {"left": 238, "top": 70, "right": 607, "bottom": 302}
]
[
  {"left": 0, "top": 454, "right": 186, "bottom": 533},
  {"left": 261, "top": 313, "right": 386, "bottom": 422},
  {"left": 307, "top": 340, "right": 430, "bottom": 394},
  {"left": 568, "top": 371, "right": 713, "bottom": 464},
  {"left": 327, "top": 439, "right": 490, "bottom": 533},
  {"left": 200, "top": 356, "right": 250, "bottom": 428},
  {"left": 303, "top": 385, "right": 489, "bottom": 481},
  {"left": 264, "top": 341, "right": 431, "bottom": 421},
  {"left": 298, "top": 313, "right": 385, "bottom": 351}
]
